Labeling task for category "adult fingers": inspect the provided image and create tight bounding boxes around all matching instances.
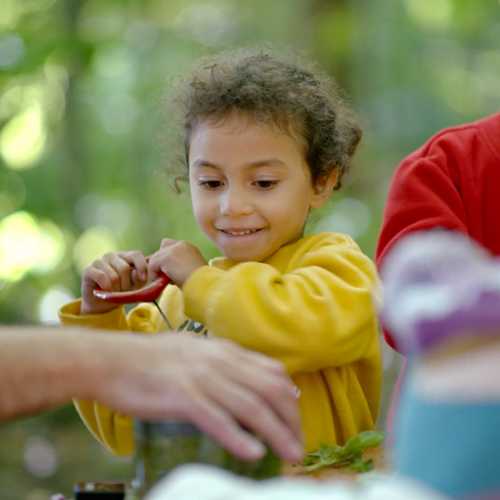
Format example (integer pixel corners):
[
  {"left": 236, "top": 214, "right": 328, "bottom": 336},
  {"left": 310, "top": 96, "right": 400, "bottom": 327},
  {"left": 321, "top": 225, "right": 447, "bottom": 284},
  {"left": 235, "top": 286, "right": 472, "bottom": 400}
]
[
  {"left": 180, "top": 389, "right": 269, "bottom": 461},
  {"left": 221, "top": 339, "right": 289, "bottom": 375},
  {"left": 202, "top": 371, "right": 303, "bottom": 463},
  {"left": 218, "top": 342, "right": 302, "bottom": 440},
  {"left": 226, "top": 357, "right": 303, "bottom": 444}
]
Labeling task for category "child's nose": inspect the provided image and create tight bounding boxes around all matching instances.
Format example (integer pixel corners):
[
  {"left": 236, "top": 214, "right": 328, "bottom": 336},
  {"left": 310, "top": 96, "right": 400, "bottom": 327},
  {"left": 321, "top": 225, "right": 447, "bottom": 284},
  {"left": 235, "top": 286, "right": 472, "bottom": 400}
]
[{"left": 220, "top": 188, "right": 253, "bottom": 216}]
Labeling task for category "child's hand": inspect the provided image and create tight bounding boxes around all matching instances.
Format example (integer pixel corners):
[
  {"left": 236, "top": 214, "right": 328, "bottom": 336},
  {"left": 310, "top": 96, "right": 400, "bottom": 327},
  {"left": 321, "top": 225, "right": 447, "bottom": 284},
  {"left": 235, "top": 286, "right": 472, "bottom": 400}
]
[
  {"left": 148, "top": 239, "right": 207, "bottom": 287},
  {"left": 81, "top": 251, "right": 148, "bottom": 314}
]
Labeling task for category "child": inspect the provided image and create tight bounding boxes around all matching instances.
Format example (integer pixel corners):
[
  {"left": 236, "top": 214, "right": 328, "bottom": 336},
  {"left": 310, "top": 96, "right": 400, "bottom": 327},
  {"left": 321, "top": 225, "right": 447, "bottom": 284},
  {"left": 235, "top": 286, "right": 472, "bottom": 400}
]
[{"left": 59, "top": 48, "right": 382, "bottom": 458}]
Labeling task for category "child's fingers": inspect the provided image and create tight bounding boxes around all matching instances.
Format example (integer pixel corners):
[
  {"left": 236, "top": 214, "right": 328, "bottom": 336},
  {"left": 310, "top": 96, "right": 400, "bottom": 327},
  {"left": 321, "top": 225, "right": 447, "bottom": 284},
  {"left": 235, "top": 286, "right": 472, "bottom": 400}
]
[
  {"left": 119, "top": 251, "right": 148, "bottom": 284},
  {"left": 92, "top": 260, "right": 122, "bottom": 291},
  {"left": 130, "top": 269, "right": 141, "bottom": 288},
  {"left": 118, "top": 250, "right": 148, "bottom": 288},
  {"left": 103, "top": 253, "right": 134, "bottom": 291},
  {"left": 83, "top": 267, "right": 113, "bottom": 292},
  {"left": 146, "top": 253, "right": 165, "bottom": 284},
  {"left": 160, "top": 238, "right": 177, "bottom": 249},
  {"left": 93, "top": 259, "right": 122, "bottom": 291}
]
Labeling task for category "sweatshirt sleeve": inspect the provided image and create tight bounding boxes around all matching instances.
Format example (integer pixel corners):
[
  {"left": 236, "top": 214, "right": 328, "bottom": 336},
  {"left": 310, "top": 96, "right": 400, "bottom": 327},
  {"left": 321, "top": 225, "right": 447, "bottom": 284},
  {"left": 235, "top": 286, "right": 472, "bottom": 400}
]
[
  {"left": 58, "top": 284, "right": 183, "bottom": 334},
  {"left": 57, "top": 286, "right": 183, "bottom": 456},
  {"left": 183, "top": 234, "right": 379, "bottom": 374},
  {"left": 376, "top": 148, "right": 468, "bottom": 265},
  {"left": 376, "top": 135, "right": 469, "bottom": 350},
  {"left": 59, "top": 299, "right": 129, "bottom": 330}
]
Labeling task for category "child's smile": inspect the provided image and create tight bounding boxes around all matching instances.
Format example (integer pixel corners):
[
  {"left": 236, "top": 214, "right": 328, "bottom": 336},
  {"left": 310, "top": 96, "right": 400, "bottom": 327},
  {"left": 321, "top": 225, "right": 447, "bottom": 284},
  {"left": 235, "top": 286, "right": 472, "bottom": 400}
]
[
  {"left": 217, "top": 225, "right": 266, "bottom": 249},
  {"left": 188, "top": 114, "right": 331, "bottom": 262}
]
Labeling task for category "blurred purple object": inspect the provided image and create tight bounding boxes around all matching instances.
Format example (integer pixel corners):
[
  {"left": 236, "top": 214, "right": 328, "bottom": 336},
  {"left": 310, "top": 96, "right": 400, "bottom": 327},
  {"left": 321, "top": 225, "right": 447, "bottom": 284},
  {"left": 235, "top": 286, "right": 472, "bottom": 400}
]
[{"left": 379, "top": 230, "right": 500, "bottom": 354}]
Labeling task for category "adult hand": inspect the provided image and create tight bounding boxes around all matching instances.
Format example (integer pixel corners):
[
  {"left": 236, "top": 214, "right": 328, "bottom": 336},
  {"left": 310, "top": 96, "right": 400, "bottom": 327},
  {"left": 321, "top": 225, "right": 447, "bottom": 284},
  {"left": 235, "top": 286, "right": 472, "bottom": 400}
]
[
  {"left": 148, "top": 239, "right": 207, "bottom": 287},
  {"left": 94, "top": 334, "right": 303, "bottom": 463}
]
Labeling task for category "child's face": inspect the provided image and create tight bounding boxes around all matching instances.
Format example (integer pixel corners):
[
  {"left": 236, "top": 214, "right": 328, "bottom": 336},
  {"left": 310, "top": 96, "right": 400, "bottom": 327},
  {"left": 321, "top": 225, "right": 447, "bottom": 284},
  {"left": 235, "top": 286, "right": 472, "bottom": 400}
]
[{"left": 188, "top": 114, "right": 331, "bottom": 262}]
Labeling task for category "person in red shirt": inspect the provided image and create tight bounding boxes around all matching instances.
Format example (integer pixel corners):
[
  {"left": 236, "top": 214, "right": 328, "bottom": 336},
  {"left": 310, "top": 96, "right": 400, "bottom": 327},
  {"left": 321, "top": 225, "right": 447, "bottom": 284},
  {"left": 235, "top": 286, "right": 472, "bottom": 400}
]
[
  {"left": 376, "top": 112, "right": 500, "bottom": 433},
  {"left": 377, "top": 112, "right": 500, "bottom": 350},
  {"left": 376, "top": 112, "right": 500, "bottom": 496}
]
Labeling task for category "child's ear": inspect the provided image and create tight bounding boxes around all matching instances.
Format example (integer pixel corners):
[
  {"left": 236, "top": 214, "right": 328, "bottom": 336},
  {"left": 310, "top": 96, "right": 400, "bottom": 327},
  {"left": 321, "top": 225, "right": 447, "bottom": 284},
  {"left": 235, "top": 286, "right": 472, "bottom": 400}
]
[{"left": 310, "top": 168, "right": 339, "bottom": 209}]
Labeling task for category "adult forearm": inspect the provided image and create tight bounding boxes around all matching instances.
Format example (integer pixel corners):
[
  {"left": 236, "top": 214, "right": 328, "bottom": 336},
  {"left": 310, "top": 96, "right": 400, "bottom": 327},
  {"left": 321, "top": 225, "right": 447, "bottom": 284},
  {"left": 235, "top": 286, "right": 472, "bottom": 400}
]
[
  {"left": 0, "top": 326, "right": 106, "bottom": 420},
  {"left": 0, "top": 326, "right": 303, "bottom": 462}
]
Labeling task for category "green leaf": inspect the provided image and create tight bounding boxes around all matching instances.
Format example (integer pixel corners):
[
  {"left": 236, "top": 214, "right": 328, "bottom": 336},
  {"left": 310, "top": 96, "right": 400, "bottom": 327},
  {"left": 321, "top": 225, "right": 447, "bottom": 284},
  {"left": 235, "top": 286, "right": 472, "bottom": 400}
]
[
  {"left": 302, "top": 431, "right": 384, "bottom": 474},
  {"left": 356, "top": 431, "right": 384, "bottom": 449},
  {"left": 318, "top": 443, "right": 341, "bottom": 461},
  {"left": 342, "top": 431, "right": 384, "bottom": 456},
  {"left": 349, "top": 457, "right": 374, "bottom": 473},
  {"left": 303, "top": 461, "right": 329, "bottom": 472},
  {"left": 302, "top": 455, "right": 318, "bottom": 466}
]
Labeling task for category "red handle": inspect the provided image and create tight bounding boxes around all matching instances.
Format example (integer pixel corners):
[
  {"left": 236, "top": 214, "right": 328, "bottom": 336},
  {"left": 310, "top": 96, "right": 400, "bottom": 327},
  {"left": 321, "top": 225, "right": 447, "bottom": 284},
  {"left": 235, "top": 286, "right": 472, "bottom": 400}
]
[{"left": 93, "top": 273, "right": 170, "bottom": 304}]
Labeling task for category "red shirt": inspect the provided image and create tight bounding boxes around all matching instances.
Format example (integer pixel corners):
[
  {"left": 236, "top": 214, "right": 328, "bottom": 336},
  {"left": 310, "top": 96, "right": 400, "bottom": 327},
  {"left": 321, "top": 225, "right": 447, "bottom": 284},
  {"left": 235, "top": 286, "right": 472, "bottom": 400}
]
[{"left": 376, "top": 112, "right": 500, "bottom": 350}]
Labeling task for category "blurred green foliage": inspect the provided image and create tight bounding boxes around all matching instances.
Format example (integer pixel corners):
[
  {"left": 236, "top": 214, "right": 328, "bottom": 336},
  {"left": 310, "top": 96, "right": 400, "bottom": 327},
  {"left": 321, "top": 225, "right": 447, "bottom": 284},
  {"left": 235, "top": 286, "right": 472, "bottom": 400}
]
[{"left": 0, "top": 0, "right": 499, "bottom": 498}]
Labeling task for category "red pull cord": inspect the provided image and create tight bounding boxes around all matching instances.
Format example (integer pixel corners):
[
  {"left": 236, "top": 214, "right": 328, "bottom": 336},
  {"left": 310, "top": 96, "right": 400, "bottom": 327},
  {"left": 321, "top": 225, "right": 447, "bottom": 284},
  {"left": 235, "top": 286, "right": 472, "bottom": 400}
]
[{"left": 93, "top": 272, "right": 172, "bottom": 329}]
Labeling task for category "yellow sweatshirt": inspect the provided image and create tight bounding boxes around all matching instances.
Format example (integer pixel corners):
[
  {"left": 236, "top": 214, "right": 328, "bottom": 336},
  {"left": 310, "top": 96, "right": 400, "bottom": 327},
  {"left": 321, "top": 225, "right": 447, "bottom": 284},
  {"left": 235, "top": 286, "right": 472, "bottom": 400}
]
[{"left": 59, "top": 232, "right": 381, "bottom": 456}]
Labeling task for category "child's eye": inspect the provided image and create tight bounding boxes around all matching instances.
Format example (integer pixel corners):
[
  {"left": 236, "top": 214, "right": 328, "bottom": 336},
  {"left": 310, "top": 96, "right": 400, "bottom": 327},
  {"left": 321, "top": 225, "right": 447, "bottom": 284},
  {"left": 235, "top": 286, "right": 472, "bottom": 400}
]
[
  {"left": 199, "top": 180, "right": 223, "bottom": 189},
  {"left": 254, "top": 180, "right": 278, "bottom": 189}
]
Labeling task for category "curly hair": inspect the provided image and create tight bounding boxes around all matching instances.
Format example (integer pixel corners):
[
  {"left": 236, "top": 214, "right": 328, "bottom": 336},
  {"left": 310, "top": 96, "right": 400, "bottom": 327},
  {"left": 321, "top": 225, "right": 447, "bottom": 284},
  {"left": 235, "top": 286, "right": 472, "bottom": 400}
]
[{"left": 170, "top": 48, "right": 362, "bottom": 189}]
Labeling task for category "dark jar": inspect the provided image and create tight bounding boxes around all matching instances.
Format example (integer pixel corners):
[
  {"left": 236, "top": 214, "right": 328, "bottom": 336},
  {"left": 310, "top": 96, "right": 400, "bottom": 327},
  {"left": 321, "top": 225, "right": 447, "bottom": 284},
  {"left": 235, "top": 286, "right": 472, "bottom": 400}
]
[
  {"left": 132, "top": 420, "right": 281, "bottom": 496},
  {"left": 74, "top": 481, "right": 125, "bottom": 500}
]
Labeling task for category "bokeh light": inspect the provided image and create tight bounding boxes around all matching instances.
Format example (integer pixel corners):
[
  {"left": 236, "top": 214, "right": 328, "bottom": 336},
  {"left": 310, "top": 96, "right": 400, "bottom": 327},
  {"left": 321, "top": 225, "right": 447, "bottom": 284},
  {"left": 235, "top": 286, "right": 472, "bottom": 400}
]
[
  {"left": 174, "top": 3, "right": 238, "bottom": 47},
  {"left": 0, "top": 0, "right": 18, "bottom": 29},
  {"left": 0, "top": 102, "right": 46, "bottom": 169},
  {"left": 23, "top": 436, "right": 58, "bottom": 478},
  {"left": 0, "top": 211, "right": 65, "bottom": 282},
  {"left": 75, "top": 194, "right": 134, "bottom": 234},
  {"left": 73, "top": 225, "right": 118, "bottom": 272},
  {"left": 38, "top": 286, "right": 75, "bottom": 324},
  {"left": 404, "top": 0, "right": 453, "bottom": 29},
  {"left": 314, "top": 198, "right": 371, "bottom": 240}
]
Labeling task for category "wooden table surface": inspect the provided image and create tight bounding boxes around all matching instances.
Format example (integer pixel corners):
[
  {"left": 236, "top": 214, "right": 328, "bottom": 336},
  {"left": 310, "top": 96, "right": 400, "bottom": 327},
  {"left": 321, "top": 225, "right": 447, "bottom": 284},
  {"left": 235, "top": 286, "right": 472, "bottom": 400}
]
[{"left": 283, "top": 447, "right": 387, "bottom": 482}]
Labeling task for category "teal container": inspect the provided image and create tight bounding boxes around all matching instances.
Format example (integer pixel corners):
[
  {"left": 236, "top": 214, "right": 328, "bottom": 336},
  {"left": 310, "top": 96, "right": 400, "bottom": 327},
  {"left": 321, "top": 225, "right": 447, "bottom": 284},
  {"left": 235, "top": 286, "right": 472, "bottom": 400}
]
[{"left": 132, "top": 421, "right": 281, "bottom": 496}]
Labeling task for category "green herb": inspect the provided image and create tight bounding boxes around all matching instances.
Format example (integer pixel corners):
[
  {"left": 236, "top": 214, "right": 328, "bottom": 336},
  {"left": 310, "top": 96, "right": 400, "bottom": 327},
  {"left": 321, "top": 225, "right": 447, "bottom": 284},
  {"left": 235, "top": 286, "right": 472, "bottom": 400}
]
[{"left": 302, "top": 430, "right": 384, "bottom": 473}]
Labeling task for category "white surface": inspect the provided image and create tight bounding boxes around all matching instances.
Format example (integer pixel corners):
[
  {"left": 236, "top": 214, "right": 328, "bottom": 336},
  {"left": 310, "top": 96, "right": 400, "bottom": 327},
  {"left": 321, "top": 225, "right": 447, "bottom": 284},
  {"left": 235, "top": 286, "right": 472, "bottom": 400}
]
[{"left": 145, "top": 464, "right": 446, "bottom": 500}]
